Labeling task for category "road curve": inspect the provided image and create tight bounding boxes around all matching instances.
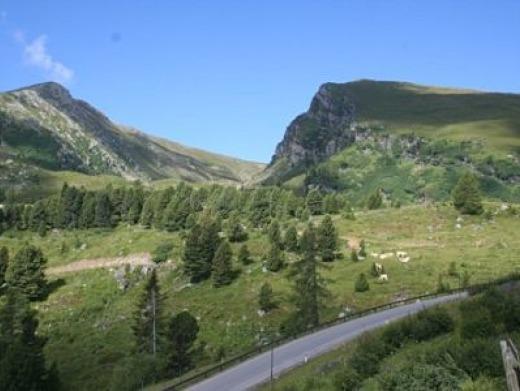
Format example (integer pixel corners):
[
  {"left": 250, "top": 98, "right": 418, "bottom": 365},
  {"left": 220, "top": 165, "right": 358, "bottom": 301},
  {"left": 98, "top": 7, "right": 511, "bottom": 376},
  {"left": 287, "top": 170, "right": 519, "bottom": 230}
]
[{"left": 186, "top": 292, "right": 467, "bottom": 391}]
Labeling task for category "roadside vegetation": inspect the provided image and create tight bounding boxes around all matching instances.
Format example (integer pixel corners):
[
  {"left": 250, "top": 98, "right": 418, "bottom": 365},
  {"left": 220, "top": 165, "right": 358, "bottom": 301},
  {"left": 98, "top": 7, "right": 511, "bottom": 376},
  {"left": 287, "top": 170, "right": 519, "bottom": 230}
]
[{"left": 0, "top": 176, "right": 519, "bottom": 389}]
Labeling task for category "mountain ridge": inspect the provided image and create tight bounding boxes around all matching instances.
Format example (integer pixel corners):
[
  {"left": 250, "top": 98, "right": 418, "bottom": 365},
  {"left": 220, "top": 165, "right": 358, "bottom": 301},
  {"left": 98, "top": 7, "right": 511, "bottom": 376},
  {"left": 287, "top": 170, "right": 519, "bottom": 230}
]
[
  {"left": 262, "top": 79, "right": 520, "bottom": 184},
  {"left": 0, "top": 82, "right": 265, "bottom": 192}
]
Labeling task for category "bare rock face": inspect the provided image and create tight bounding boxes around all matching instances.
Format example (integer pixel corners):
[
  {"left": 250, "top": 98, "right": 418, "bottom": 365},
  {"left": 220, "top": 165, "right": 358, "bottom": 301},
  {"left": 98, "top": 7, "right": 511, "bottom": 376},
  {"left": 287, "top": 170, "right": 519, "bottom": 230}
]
[{"left": 268, "top": 83, "right": 356, "bottom": 179}]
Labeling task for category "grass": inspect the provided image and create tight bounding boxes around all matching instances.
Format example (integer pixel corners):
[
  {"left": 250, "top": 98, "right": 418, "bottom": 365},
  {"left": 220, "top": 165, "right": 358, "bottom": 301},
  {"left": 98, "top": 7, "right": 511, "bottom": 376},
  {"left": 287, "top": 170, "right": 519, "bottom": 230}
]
[{"left": 1, "top": 203, "right": 519, "bottom": 389}]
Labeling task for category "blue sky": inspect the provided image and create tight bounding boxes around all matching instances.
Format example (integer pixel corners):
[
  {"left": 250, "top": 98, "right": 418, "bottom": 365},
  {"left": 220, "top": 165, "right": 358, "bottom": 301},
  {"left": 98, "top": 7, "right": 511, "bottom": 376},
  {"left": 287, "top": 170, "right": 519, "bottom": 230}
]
[{"left": 1, "top": 1, "right": 519, "bottom": 162}]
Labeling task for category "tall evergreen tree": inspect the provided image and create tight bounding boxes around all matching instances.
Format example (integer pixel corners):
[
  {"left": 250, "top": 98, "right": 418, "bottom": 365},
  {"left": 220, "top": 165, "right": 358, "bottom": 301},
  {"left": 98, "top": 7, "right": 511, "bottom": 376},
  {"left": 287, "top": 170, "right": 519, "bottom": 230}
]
[
  {"left": 226, "top": 213, "right": 248, "bottom": 242},
  {"left": 452, "top": 172, "right": 483, "bottom": 215},
  {"left": 268, "top": 219, "right": 282, "bottom": 248},
  {"left": 0, "top": 288, "right": 61, "bottom": 390},
  {"left": 284, "top": 225, "right": 299, "bottom": 252},
  {"left": 166, "top": 311, "right": 199, "bottom": 376},
  {"left": 258, "top": 282, "right": 275, "bottom": 312},
  {"left": 306, "top": 188, "right": 324, "bottom": 215},
  {"left": 212, "top": 241, "right": 234, "bottom": 287},
  {"left": 237, "top": 244, "right": 252, "bottom": 265},
  {"left": 286, "top": 224, "right": 328, "bottom": 332},
  {"left": 79, "top": 192, "right": 96, "bottom": 229},
  {"left": 266, "top": 243, "right": 285, "bottom": 272},
  {"left": 5, "top": 245, "right": 47, "bottom": 300},
  {"left": 317, "top": 215, "right": 338, "bottom": 262},
  {"left": 139, "top": 195, "right": 156, "bottom": 228},
  {"left": 94, "top": 192, "right": 112, "bottom": 228},
  {"left": 133, "top": 269, "right": 162, "bottom": 356},
  {"left": 162, "top": 198, "right": 190, "bottom": 232},
  {"left": 183, "top": 218, "right": 221, "bottom": 282}
]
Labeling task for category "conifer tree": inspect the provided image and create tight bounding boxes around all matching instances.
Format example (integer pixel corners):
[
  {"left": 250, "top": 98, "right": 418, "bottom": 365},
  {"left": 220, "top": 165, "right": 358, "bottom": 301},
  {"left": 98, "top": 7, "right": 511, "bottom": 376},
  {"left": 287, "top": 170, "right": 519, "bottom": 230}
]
[
  {"left": 284, "top": 225, "right": 299, "bottom": 252},
  {"left": 139, "top": 195, "right": 155, "bottom": 228},
  {"left": 452, "top": 172, "right": 483, "bottom": 215},
  {"left": 351, "top": 249, "right": 359, "bottom": 262},
  {"left": 133, "top": 269, "right": 162, "bottom": 356},
  {"left": 258, "top": 282, "right": 275, "bottom": 312},
  {"left": 266, "top": 243, "right": 285, "bottom": 272},
  {"left": 0, "top": 246, "right": 8, "bottom": 292},
  {"left": 0, "top": 288, "right": 61, "bottom": 390},
  {"left": 212, "top": 241, "right": 234, "bottom": 287},
  {"left": 28, "top": 200, "right": 47, "bottom": 231},
  {"left": 355, "top": 273, "right": 370, "bottom": 292},
  {"left": 306, "top": 188, "right": 324, "bottom": 215},
  {"left": 79, "top": 192, "right": 96, "bottom": 229},
  {"left": 166, "top": 311, "right": 199, "bottom": 376},
  {"left": 237, "top": 244, "right": 252, "bottom": 265},
  {"left": 5, "top": 245, "right": 47, "bottom": 300},
  {"left": 183, "top": 218, "right": 221, "bottom": 282},
  {"left": 162, "top": 198, "right": 190, "bottom": 232},
  {"left": 317, "top": 215, "right": 338, "bottom": 262},
  {"left": 366, "top": 189, "right": 383, "bottom": 210},
  {"left": 94, "top": 192, "right": 112, "bottom": 228},
  {"left": 226, "top": 213, "right": 248, "bottom": 242},
  {"left": 286, "top": 224, "right": 328, "bottom": 332},
  {"left": 268, "top": 219, "right": 282, "bottom": 248}
]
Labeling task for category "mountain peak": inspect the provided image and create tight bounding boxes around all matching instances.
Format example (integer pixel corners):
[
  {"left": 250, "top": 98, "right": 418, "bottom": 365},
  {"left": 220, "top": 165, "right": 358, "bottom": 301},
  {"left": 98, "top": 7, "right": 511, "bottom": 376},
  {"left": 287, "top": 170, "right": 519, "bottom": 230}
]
[{"left": 19, "top": 81, "right": 74, "bottom": 105}]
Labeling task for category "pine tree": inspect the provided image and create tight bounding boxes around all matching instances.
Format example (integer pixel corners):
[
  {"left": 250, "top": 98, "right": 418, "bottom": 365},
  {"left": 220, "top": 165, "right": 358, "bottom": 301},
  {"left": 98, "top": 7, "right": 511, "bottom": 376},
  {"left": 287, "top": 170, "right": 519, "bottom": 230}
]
[
  {"left": 5, "top": 245, "right": 47, "bottom": 300},
  {"left": 286, "top": 224, "right": 328, "bottom": 332},
  {"left": 28, "top": 200, "right": 47, "bottom": 231},
  {"left": 139, "top": 195, "right": 155, "bottom": 228},
  {"left": 79, "top": 192, "right": 96, "bottom": 229},
  {"left": 258, "top": 282, "right": 275, "bottom": 312},
  {"left": 354, "top": 273, "right": 369, "bottom": 292},
  {"left": 317, "top": 215, "right": 338, "bottom": 262},
  {"left": 238, "top": 244, "right": 252, "bottom": 265},
  {"left": 266, "top": 243, "right": 285, "bottom": 272},
  {"left": 452, "top": 172, "right": 483, "bottom": 215},
  {"left": 366, "top": 189, "right": 383, "bottom": 210},
  {"left": 94, "top": 192, "right": 112, "bottom": 228},
  {"left": 0, "top": 288, "right": 61, "bottom": 390},
  {"left": 226, "top": 214, "right": 248, "bottom": 242},
  {"left": 212, "top": 241, "right": 234, "bottom": 287},
  {"left": 162, "top": 198, "right": 190, "bottom": 232},
  {"left": 306, "top": 188, "right": 324, "bottom": 215},
  {"left": 166, "top": 311, "right": 199, "bottom": 376},
  {"left": 284, "top": 225, "right": 299, "bottom": 252},
  {"left": 133, "top": 269, "right": 162, "bottom": 356},
  {"left": 183, "top": 219, "right": 221, "bottom": 283},
  {"left": 268, "top": 219, "right": 282, "bottom": 248},
  {"left": 0, "top": 246, "right": 8, "bottom": 291}
]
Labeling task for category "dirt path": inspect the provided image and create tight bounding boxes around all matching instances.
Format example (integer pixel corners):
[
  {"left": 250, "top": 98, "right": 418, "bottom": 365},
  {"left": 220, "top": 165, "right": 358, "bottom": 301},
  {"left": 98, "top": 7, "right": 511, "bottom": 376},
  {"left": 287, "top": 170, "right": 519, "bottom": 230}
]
[{"left": 46, "top": 253, "right": 153, "bottom": 275}]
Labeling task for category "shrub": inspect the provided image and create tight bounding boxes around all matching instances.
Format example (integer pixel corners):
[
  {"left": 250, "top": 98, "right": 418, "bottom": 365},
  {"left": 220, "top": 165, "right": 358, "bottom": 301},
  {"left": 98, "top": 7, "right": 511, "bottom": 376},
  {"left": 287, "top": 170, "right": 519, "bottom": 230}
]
[
  {"left": 354, "top": 273, "right": 369, "bottom": 292},
  {"left": 460, "top": 309, "right": 496, "bottom": 340},
  {"left": 452, "top": 172, "right": 483, "bottom": 215},
  {"left": 334, "top": 366, "right": 362, "bottom": 391},
  {"left": 151, "top": 242, "right": 174, "bottom": 263},
  {"left": 380, "top": 363, "right": 461, "bottom": 391},
  {"left": 449, "top": 338, "right": 503, "bottom": 379}
]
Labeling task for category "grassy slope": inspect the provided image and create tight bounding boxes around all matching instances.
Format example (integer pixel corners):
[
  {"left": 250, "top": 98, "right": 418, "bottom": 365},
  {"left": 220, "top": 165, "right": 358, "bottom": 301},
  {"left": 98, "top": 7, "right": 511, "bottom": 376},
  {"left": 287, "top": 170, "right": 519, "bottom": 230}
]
[
  {"left": 1, "top": 203, "right": 519, "bottom": 389},
  {"left": 295, "top": 139, "right": 520, "bottom": 205},
  {"left": 335, "top": 80, "right": 520, "bottom": 152}
]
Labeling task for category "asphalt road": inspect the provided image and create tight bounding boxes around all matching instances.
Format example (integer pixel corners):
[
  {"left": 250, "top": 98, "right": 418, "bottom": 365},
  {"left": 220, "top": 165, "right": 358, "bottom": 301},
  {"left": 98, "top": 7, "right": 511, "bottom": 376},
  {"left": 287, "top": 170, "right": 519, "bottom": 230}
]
[{"left": 187, "top": 292, "right": 467, "bottom": 391}]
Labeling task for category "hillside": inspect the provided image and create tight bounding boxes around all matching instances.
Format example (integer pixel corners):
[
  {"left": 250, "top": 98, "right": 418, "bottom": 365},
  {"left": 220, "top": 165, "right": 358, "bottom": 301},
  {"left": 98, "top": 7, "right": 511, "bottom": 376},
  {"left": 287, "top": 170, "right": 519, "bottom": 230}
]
[
  {"left": 261, "top": 80, "right": 520, "bottom": 198},
  {"left": 0, "top": 82, "right": 264, "bottom": 196}
]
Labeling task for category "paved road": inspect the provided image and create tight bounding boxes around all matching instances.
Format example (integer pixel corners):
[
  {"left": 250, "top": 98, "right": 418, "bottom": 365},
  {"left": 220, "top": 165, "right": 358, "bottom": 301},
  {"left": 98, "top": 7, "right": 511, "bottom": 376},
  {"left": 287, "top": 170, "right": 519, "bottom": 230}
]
[{"left": 186, "top": 292, "right": 467, "bottom": 391}]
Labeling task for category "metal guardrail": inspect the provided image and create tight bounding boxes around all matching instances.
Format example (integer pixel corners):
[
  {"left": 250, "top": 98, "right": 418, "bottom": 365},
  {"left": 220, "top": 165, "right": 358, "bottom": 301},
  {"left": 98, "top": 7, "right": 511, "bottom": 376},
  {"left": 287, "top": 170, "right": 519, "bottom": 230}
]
[{"left": 157, "top": 274, "right": 520, "bottom": 391}]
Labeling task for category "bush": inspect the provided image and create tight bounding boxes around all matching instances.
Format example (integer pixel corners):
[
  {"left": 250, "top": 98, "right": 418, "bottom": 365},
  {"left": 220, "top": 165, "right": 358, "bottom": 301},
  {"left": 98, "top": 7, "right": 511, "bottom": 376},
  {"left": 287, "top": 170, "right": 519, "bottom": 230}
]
[
  {"left": 449, "top": 338, "right": 503, "bottom": 379},
  {"left": 334, "top": 366, "right": 362, "bottom": 391},
  {"left": 151, "top": 242, "right": 174, "bottom": 263},
  {"left": 349, "top": 334, "right": 391, "bottom": 378},
  {"left": 407, "top": 307, "right": 455, "bottom": 342},
  {"left": 380, "top": 363, "right": 461, "bottom": 391},
  {"left": 460, "top": 309, "right": 496, "bottom": 340},
  {"left": 354, "top": 273, "right": 369, "bottom": 292}
]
